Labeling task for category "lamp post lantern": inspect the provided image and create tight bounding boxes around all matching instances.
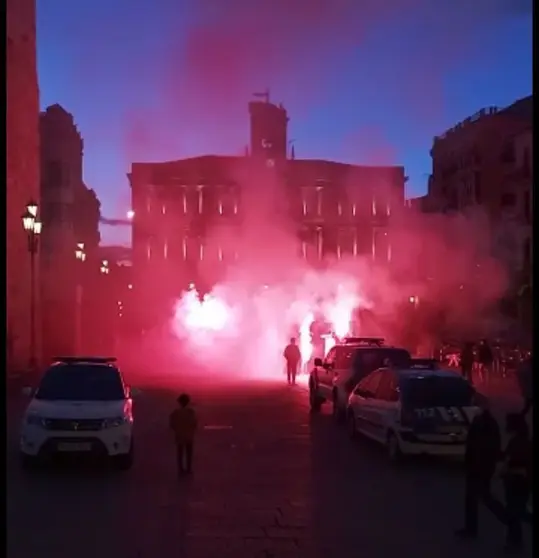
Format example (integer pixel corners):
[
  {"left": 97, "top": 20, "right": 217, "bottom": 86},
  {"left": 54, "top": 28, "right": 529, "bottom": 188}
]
[
  {"left": 74, "top": 243, "right": 86, "bottom": 354},
  {"left": 100, "top": 260, "right": 110, "bottom": 275},
  {"left": 21, "top": 200, "right": 43, "bottom": 370}
]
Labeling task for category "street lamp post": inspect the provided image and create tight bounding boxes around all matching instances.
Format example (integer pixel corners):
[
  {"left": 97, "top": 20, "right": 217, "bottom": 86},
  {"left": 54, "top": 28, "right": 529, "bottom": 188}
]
[
  {"left": 75, "top": 243, "right": 86, "bottom": 354},
  {"left": 99, "top": 260, "right": 111, "bottom": 352},
  {"left": 21, "top": 201, "right": 43, "bottom": 370}
]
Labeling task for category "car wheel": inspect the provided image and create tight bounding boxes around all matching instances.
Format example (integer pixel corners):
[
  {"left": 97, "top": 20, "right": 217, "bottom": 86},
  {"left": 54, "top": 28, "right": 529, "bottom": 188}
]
[
  {"left": 114, "top": 443, "right": 134, "bottom": 471},
  {"left": 387, "top": 432, "right": 403, "bottom": 463},
  {"left": 20, "top": 453, "right": 38, "bottom": 471},
  {"left": 347, "top": 412, "right": 357, "bottom": 439},
  {"left": 309, "top": 389, "right": 322, "bottom": 412},
  {"left": 332, "top": 391, "right": 344, "bottom": 423}
]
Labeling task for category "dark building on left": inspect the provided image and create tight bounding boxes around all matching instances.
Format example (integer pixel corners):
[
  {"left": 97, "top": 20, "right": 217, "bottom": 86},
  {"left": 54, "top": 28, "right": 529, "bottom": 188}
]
[
  {"left": 40, "top": 104, "right": 101, "bottom": 359},
  {"left": 7, "top": 0, "right": 41, "bottom": 371}
]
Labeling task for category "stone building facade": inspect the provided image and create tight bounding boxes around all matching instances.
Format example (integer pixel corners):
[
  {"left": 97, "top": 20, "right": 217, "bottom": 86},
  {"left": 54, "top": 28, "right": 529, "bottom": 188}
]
[
  {"left": 7, "top": 0, "right": 41, "bottom": 370},
  {"left": 40, "top": 104, "right": 101, "bottom": 359}
]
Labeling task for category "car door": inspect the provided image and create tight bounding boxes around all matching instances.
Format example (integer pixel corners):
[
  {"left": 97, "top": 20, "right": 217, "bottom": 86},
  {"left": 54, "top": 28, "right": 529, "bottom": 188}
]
[
  {"left": 370, "top": 370, "right": 399, "bottom": 441},
  {"left": 334, "top": 347, "right": 357, "bottom": 406},
  {"left": 319, "top": 347, "right": 337, "bottom": 398},
  {"left": 351, "top": 370, "right": 383, "bottom": 439}
]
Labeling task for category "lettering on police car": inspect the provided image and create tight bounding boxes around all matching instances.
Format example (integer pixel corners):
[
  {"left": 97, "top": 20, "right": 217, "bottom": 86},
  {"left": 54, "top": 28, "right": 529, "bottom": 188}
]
[{"left": 414, "top": 406, "right": 477, "bottom": 423}]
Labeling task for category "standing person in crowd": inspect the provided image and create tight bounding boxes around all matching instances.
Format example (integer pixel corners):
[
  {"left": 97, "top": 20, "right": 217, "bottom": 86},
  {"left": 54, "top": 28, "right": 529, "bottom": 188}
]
[
  {"left": 283, "top": 337, "right": 301, "bottom": 385},
  {"left": 516, "top": 354, "right": 533, "bottom": 417},
  {"left": 460, "top": 342, "right": 475, "bottom": 384},
  {"left": 455, "top": 397, "right": 505, "bottom": 540},
  {"left": 499, "top": 413, "right": 532, "bottom": 554},
  {"left": 478, "top": 339, "right": 494, "bottom": 383}
]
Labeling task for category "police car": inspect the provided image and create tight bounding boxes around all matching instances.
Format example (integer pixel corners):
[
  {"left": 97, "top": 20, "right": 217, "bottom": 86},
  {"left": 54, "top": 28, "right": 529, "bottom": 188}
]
[
  {"left": 346, "top": 361, "right": 479, "bottom": 462},
  {"left": 19, "top": 357, "right": 137, "bottom": 470},
  {"left": 308, "top": 337, "right": 411, "bottom": 419}
]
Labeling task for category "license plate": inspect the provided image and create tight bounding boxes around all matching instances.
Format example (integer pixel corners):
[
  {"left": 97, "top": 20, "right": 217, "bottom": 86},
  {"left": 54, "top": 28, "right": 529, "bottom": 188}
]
[
  {"left": 57, "top": 442, "right": 92, "bottom": 452},
  {"left": 437, "top": 425, "right": 462, "bottom": 434}
]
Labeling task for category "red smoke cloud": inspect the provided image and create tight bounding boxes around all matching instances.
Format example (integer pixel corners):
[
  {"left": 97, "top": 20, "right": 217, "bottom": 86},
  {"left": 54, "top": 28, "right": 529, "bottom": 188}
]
[{"left": 54, "top": 0, "right": 524, "bottom": 381}]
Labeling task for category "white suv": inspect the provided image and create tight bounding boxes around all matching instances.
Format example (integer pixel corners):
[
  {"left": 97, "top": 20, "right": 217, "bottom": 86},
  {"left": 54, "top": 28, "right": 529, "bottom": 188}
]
[
  {"left": 308, "top": 337, "right": 411, "bottom": 419},
  {"left": 20, "top": 357, "right": 136, "bottom": 470}
]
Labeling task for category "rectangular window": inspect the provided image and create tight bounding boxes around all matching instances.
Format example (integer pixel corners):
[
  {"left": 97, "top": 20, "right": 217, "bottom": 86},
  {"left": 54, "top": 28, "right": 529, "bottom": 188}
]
[
  {"left": 372, "top": 229, "right": 389, "bottom": 262},
  {"left": 474, "top": 172, "right": 482, "bottom": 204},
  {"left": 302, "top": 188, "right": 317, "bottom": 216},
  {"left": 523, "top": 191, "right": 530, "bottom": 223},
  {"left": 316, "top": 188, "right": 323, "bottom": 216},
  {"left": 501, "top": 193, "right": 516, "bottom": 207},
  {"left": 46, "top": 161, "right": 63, "bottom": 186},
  {"left": 197, "top": 187, "right": 204, "bottom": 214},
  {"left": 337, "top": 228, "right": 356, "bottom": 257}
]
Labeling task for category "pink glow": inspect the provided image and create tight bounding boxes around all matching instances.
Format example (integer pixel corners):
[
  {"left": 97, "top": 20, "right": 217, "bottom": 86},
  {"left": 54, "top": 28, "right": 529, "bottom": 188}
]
[
  {"left": 324, "top": 286, "right": 361, "bottom": 339},
  {"left": 171, "top": 286, "right": 233, "bottom": 345},
  {"left": 167, "top": 274, "right": 373, "bottom": 380},
  {"left": 299, "top": 312, "right": 314, "bottom": 368}
]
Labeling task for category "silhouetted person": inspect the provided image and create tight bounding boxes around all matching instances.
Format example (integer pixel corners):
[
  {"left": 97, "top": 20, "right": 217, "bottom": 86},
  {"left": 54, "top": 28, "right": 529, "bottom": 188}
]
[
  {"left": 460, "top": 342, "right": 475, "bottom": 384},
  {"left": 169, "top": 393, "right": 198, "bottom": 477},
  {"left": 456, "top": 398, "right": 505, "bottom": 540},
  {"left": 516, "top": 355, "right": 533, "bottom": 416},
  {"left": 478, "top": 339, "right": 494, "bottom": 382},
  {"left": 283, "top": 337, "right": 301, "bottom": 385},
  {"left": 500, "top": 413, "right": 532, "bottom": 553}
]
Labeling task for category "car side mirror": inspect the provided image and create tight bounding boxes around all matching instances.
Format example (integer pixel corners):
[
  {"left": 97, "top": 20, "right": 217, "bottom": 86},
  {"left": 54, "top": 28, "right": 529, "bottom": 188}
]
[
  {"left": 314, "top": 358, "right": 323, "bottom": 367},
  {"left": 21, "top": 386, "right": 33, "bottom": 397}
]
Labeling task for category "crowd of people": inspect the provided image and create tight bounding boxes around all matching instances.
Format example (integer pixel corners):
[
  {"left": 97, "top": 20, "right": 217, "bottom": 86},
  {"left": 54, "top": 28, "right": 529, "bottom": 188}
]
[
  {"left": 437, "top": 339, "right": 531, "bottom": 386},
  {"left": 457, "top": 399, "right": 532, "bottom": 554}
]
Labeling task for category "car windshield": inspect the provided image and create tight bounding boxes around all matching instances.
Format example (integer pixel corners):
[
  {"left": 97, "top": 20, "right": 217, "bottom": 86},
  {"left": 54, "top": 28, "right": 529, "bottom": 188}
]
[
  {"left": 352, "top": 348, "right": 411, "bottom": 371},
  {"left": 35, "top": 364, "right": 125, "bottom": 401},
  {"left": 402, "top": 376, "right": 475, "bottom": 408}
]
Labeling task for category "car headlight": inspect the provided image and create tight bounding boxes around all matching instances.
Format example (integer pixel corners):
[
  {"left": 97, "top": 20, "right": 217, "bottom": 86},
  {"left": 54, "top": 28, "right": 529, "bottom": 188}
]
[
  {"left": 102, "top": 416, "right": 128, "bottom": 429},
  {"left": 25, "top": 414, "right": 45, "bottom": 427}
]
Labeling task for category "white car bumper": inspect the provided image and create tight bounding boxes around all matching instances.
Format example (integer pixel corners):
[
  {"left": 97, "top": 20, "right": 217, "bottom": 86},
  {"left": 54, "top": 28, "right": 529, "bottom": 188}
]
[{"left": 20, "top": 423, "right": 133, "bottom": 457}]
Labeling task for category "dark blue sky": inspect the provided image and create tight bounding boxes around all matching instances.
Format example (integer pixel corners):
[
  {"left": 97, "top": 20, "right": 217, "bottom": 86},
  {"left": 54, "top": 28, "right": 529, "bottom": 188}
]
[{"left": 37, "top": 0, "right": 532, "bottom": 246}]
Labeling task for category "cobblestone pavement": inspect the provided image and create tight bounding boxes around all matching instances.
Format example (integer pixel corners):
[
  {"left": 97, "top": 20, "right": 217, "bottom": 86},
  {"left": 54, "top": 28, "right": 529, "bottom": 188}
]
[{"left": 7, "top": 378, "right": 532, "bottom": 558}]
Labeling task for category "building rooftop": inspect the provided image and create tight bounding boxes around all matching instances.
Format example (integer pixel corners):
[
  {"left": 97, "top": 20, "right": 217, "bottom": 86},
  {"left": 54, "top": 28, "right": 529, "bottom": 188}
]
[{"left": 433, "top": 94, "right": 532, "bottom": 144}]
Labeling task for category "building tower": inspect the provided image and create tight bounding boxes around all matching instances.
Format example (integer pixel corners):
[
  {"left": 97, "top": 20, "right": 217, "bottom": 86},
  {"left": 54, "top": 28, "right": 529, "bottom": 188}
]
[
  {"left": 40, "top": 104, "right": 101, "bottom": 359},
  {"left": 248, "top": 91, "right": 289, "bottom": 163},
  {"left": 7, "top": 0, "right": 40, "bottom": 371}
]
